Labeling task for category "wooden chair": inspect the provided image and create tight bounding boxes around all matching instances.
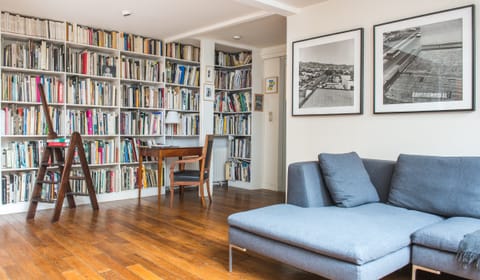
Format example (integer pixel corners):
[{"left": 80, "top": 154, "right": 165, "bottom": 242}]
[{"left": 169, "top": 135, "right": 214, "bottom": 207}]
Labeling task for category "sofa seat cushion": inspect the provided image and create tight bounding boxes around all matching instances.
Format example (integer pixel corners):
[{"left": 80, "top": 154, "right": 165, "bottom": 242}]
[
  {"left": 412, "top": 217, "right": 480, "bottom": 253},
  {"left": 228, "top": 203, "right": 443, "bottom": 265}
]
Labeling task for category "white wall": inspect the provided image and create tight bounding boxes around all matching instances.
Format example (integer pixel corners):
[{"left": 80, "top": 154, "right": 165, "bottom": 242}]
[{"left": 286, "top": 0, "right": 480, "bottom": 174}]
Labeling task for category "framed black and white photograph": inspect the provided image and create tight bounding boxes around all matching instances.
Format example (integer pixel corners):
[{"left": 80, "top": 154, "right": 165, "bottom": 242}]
[
  {"left": 254, "top": 94, "right": 264, "bottom": 112},
  {"left": 204, "top": 84, "right": 214, "bottom": 101},
  {"left": 374, "top": 5, "right": 474, "bottom": 113},
  {"left": 292, "top": 28, "right": 363, "bottom": 116},
  {"left": 205, "top": 65, "right": 214, "bottom": 83}
]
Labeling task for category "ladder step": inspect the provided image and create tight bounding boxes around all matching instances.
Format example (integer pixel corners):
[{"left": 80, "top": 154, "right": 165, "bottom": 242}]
[
  {"left": 69, "top": 176, "right": 86, "bottom": 180},
  {"left": 36, "top": 180, "right": 61, "bottom": 184},
  {"left": 31, "top": 197, "right": 56, "bottom": 203},
  {"left": 66, "top": 192, "right": 90, "bottom": 196}
]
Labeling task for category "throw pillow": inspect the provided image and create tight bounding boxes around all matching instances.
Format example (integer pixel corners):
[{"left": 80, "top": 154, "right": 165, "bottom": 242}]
[
  {"left": 318, "top": 152, "right": 380, "bottom": 207},
  {"left": 388, "top": 154, "right": 480, "bottom": 219}
]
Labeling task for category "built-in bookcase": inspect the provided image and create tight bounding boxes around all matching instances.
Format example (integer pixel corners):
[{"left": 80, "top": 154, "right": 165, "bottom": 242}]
[
  {"left": 213, "top": 45, "right": 253, "bottom": 185},
  {"left": 0, "top": 11, "right": 202, "bottom": 213}
]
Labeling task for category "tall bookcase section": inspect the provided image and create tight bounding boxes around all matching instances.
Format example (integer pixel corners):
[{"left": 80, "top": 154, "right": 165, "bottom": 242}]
[
  {"left": 213, "top": 47, "right": 252, "bottom": 187},
  {"left": 119, "top": 32, "right": 164, "bottom": 193},
  {"left": 65, "top": 23, "right": 120, "bottom": 196},
  {"left": 164, "top": 42, "right": 200, "bottom": 146},
  {"left": 1, "top": 12, "right": 66, "bottom": 210}
]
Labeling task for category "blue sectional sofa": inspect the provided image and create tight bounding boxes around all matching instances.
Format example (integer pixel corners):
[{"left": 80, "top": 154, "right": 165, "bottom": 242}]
[{"left": 228, "top": 154, "right": 480, "bottom": 280}]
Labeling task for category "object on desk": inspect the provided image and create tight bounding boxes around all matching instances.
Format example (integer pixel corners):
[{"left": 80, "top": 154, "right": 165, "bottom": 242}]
[{"left": 169, "top": 134, "right": 214, "bottom": 207}]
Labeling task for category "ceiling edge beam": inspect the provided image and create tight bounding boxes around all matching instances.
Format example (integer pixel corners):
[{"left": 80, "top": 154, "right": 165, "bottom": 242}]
[
  {"left": 235, "top": 0, "right": 300, "bottom": 16},
  {"left": 164, "top": 11, "right": 271, "bottom": 43}
]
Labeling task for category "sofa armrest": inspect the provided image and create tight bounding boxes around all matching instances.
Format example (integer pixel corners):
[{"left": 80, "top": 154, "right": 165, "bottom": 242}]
[{"left": 287, "top": 161, "right": 333, "bottom": 207}]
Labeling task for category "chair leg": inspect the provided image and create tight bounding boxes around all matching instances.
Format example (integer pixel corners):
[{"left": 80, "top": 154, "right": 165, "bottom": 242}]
[
  {"left": 206, "top": 179, "right": 212, "bottom": 203},
  {"left": 199, "top": 180, "right": 206, "bottom": 207},
  {"left": 169, "top": 173, "right": 175, "bottom": 208}
]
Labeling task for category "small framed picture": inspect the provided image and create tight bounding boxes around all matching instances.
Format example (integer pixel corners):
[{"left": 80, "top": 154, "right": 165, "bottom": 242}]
[
  {"left": 265, "top": 76, "right": 278, "bottom": 94},
  {"left": 254, "top": 94, "right": 263, "bottom": 112},
  {"left": 204, "top": 83, "right": 214, "bottom": 101},
  {"left": 205, "top": 65, "right": 215, "bottom": 84}
]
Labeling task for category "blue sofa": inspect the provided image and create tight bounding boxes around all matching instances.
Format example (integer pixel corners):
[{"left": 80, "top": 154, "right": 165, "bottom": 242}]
[{"left": 228, "top": 154, "right": 480, "bottom": 280}]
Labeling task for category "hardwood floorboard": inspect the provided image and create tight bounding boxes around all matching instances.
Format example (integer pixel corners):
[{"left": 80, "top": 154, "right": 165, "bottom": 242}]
[{"left": 0, "top": 186, "right": 465, "bottom": 279}]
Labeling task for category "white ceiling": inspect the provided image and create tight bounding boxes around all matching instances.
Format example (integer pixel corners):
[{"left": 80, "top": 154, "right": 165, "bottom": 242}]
[{"left": 0, "top": 0, "right": 327, "bottom": 48}]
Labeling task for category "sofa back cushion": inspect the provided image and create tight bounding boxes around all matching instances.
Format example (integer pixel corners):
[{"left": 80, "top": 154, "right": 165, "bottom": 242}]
[
  {"left": 388, "top": 154, "right": 480, "bottom": 218},
  {"left": 318, "top": 152, "right": 380, "bottom": 207}
]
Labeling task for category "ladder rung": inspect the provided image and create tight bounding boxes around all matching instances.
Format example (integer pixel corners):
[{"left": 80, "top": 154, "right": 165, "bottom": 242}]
[
  {"left": 66, "top": 192, "right": 90, "bottom": 196},
  {"left": 41, "top": 162, "right": 65, "bottom": 168},
  {"left": 36, "top": 180, "right": 60, "bottom": 184},
  {"left": 69, "top": 176, "right": 86, "bottom": 180},
  {"left": 31, "top": 197, "right": 56, "bottom": 203}
]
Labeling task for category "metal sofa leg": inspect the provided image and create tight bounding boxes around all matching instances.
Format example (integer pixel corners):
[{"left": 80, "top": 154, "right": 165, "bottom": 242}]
[
  {"left": 229, "top": 244, "right": 247, "bottom": 272},
  {"left": 412, "top": 264, "right": 441, "bottom": 280}
]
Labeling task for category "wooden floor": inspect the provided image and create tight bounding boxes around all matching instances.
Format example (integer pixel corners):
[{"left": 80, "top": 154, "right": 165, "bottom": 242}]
[{"left": 0, "top": 187, "right": 465, "bottom": 280}]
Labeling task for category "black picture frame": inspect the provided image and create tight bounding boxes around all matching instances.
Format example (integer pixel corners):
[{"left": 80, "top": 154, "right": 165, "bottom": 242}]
[
  {"left": 292, "top": 28, "right": 364, "bottom": 116},
  {"left": 373, "top": 5, "right": 475, "bottom": 114}
]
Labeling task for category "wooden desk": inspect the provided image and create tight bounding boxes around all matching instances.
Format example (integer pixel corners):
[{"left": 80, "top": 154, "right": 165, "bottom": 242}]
[{"left": 137, "top": 146, "right": 203, "bottom": 199}]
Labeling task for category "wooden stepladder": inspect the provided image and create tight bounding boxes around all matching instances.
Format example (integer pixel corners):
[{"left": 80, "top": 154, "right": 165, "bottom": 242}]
[{"left": 26, "top": 85, "right": 99, "bottom": 222}]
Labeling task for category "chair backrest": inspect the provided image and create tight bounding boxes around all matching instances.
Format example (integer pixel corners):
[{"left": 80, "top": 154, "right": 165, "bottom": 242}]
[{"left": 202, "top": 135, "right": 214, "bottom": 172}]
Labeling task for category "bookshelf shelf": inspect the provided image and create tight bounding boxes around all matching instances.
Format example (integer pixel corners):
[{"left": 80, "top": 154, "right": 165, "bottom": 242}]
[
  {"left": 1, "top": 67, "right": 64, "bottom": 76},
  {"left": 66, "top": 104, "right": 118, "bottom": 110},
  {"left": 120, "top": 50, "right": 162, "bottom": 60},
  {"left": 214, "top": 111, "right": 252, "bottom": 115},
  {"left": 215, "top": 87, "right": 252, "bottom": 92},
  {"left": 1, "top": 31, "right": 65, "bottom": 43},
  {"left": 215, "top": 63, "right": 252, "bottom": 70},
  {"left": 165, "top": 56, "right": 200, "bottom": 65},
  {"left": 66, "top": 41, "right": 118, "bottom": 54},
  {"left": 120, "top": 78, "right": 163, "bottom": 86},
  {"left": 1, "top": 101, "right": 64, "bottom": 106},
  {"left": 164, "top": 82, "right": 200, "bottom": 89},
  {"left": 66, "top": 72, "right": 118, "bottom": 82}
]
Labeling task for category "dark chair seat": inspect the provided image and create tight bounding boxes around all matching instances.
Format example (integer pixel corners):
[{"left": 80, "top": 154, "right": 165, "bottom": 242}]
[{"left": 173, "top": 170, "right": 209, "bottom": 182}]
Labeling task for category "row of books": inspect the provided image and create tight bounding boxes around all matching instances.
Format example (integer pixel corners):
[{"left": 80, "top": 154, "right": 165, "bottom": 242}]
[
  {"left": 66, "top": 23, "right": 118, "bottom": 49},
  {"left": 119, "top": 111, "right": 163, "bottom": 136},
  {"left": 3, "top": 40, "right": 65, "bottom": 71},
  {"left": 83, "top": 139, "right": 116, "bottom": 165},
  {"left": 2, "top": 73, "right": 64, "bottom": 103},
  {"left": 215, "top": 69, "right": 252, "bottom": 90},
  {"left": 121, "top": 166, "right": 138, "bottom": 191},
  {"left": 214, "top": 115, "right": 251, "bottom": 136},
  {"left": 66, "top": 109, "right": 117, "bottom": 135},
  {"left": 120, "top": 56, "right": 162, "bottom": 82},
  {"left": 1, "top": 12, "right": 65, "bottom": 40},
  {"left": 121, "top": 84, "right": 163, "bottom": 108},
  {"left": 2, "top": 140, "right": 43, "bottom": 169},
  {"left": 225, "top": 160, "right": 251, "bottom": 182},
  {"left": 164, "top": 86, "right": 199, "bottom": 111},
  {"left": 214, "top": 91, "right": 251, "bottom": 112},
  {"left": 165, "top": 42, "right": 200, "bottom": 62},
  {"left": 67, "top": 77, "right": 117, "bottom": 106},
  {"left": 1, "top": 171, "right": 36, "bottom": 204},
  {"left": 216, "top": 51, "right": 252, "bottom": 67},
  {"left": 120, "top": 32, "right": 162, "bottom": 56},
  {"left": 66, "top": 49, "right": 117, "bottom": 77},
  {"left": 229, "top": 138, "right": 251, "bottom": 159},
  {"left": 165, "top": 62, "right": 200, "bottom": 87},
  {"left": 121, "top": 138, "right": 140, "bottom": 163},
  {"left": 3, "top": 106, "right": 62, "bottom": 135},
  {"left": 165, "top": 114, "right": 199, "bottom": 136},
  {"left": 70, "top": 169, "right": 118, "bottom": 194}
]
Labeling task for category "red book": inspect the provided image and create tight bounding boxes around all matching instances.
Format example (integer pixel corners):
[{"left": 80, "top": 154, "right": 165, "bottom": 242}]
[
  {"left": 35, "top": 76, "right": 41, "bottom": 102},
  {"left": 86, "top": 109, "right": 93, "bottom": 135},
  {"left": 81, "top": 51, "right": 88, "bottom": 74},
  {"left": 57, "top": 80, "right": 64, "bottom": 103}
]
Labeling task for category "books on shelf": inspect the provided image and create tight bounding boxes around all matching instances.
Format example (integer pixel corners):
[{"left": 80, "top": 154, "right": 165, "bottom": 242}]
[
  {"left": 82, "top": 139, "right": 116, "bottom": 164},
  {"left": 66, "top": 48, "right": 117, "bottom": 77},
  {"left": 225, "top": 160, "right": 250, "bottom": 182},
  {"left": 66, "top": 22, "right": 118, "bottom": 49},
  {"left": 2, "top": 73, "right": 64, "bottom": 103},
  {"left": 214, "top": 114, "right": 251, "bottom": 136},
  {"left": 165, "top": 61, "right": 200, "bottom": 87},
  {"left": 215, "top": 69, "right": 251, "bottom": 90},
  {"left": 66, "top": 109, "right": 117, "bottom": 136},
  {"left": 2, "top": 40, "right": 65, "bottom": 71},
  {"left": 165, "top": 42, "right": 199, "bottom": 62},
  {"left": 120, "top": 55, "right": 161, "bottom": 82},
  {"left": 1, "top": 11, "right": 65, "bottom": 40},
  {"left": 120, "top": 32, "right": 162, "bottom": 56},
  {"left": 1, "top": 171, "right": 36, "bottom": 204},
  {"left": 229, "top": 138, "right": 251, "bottom": 159},
  {"left": 121, "top": 84, "right": 163, "bottom": 108},
  {"left": 165, "top": 113, "right": 199, "bottom": 136},
  {"left": 216, "top": 51, "right": 252, "bottom": 67},
  {"left": 214, "top": 91, "right": 251, "bottom": 112},
  {"left": 67, "top": 77, "right": 117, "bottom": 106},
  {"left": 2, "top": 140, "right": 44, "bottom": 169},
  {"left": 119, "top": 111, "right": 163, "bottom": 136},
  {"left": 3, "top": 105, "right": 63, "bottom": 135},
  {"left": 70, "top": 168, "right": 117, "bottom": 194},
  {"left": 164, "top": 86, "right": 199, "bottom": 111}
]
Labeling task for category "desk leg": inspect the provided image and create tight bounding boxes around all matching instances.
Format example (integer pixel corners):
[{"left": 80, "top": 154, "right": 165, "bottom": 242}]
[
  {"left": 158, "top": 152, "right": 163, "bottom": 200},
  {"left": 138, "top": 153, "right": 143, "bottom": 199}
]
